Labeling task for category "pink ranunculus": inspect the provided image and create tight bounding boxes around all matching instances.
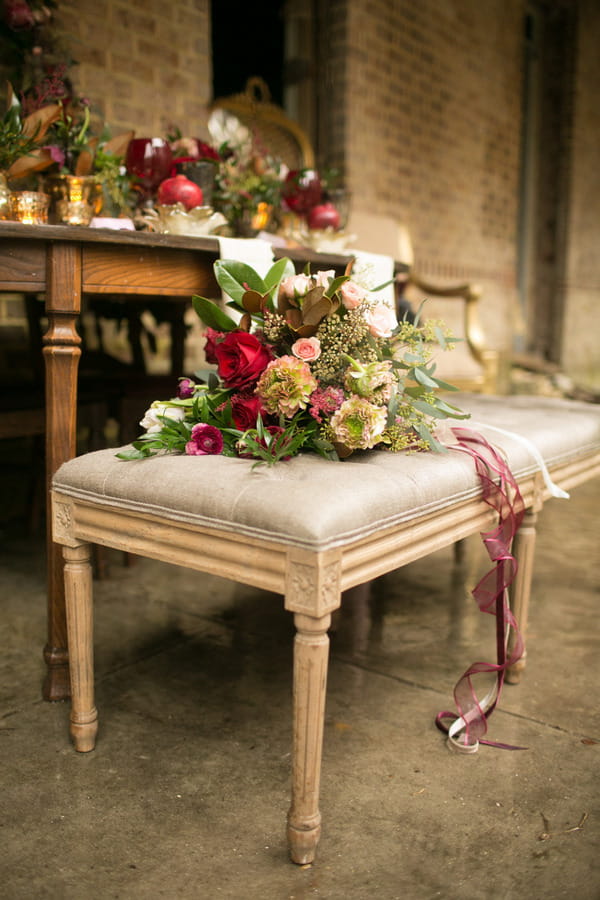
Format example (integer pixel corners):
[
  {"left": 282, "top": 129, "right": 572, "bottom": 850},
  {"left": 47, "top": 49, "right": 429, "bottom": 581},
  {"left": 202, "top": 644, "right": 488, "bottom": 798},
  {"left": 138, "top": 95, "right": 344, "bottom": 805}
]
[
  {"left": 185, "top": 423, "right": 224, "bottom": 456},
  {"left": 279, "top": 273, "right": 313, "bottom": 301},
  {"left": 363, "top": 304, "right": 398, "bottom": 338},
  {"left": 291, "top": 336, "right": 321, "bottom": 362},
  {"left": 340, "top": 280, "right": 367, "bottom": 310}
]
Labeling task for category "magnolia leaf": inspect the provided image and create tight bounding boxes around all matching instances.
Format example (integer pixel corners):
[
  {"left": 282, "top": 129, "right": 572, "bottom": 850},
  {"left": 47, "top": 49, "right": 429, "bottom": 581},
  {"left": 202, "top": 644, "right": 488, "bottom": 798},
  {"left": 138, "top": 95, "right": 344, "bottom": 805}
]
[
  {"left": 7, "top": 147, "right": 56, "bottom": 179},
  {"left": 215, "top": 260, "right": 266, "bottom": 303},
  {"left": 264, "top": 256, "right": 294, "bottom": 295},
  {"left": 285, "top": 308, "right": 303, "bottom": 331},
  {"left": 73, "top": 135, "right": 99, "bottom": 176},
  {"left": 21, "top": 103, "right": 61, "bottom": 141},
  {"left": 192, "top": 295, "right": 238, "bottom": 331},
  {"left": 238, "top": 312, "right": 252, "bottom": 332},
  {"left": 332, "top": 441, "right": 354, "bottom": 459},
  {"left": 241, "top": 290, "right": 267, "bottom": 314},
  {"left": 303, "top": 297, "right": 335, "bottom": 326},
  {"left": 102, "top": 130, "right": 135, "bottom": 158},
  {"left": 324, "top": 275, "right": 349, "bottom": 297}
]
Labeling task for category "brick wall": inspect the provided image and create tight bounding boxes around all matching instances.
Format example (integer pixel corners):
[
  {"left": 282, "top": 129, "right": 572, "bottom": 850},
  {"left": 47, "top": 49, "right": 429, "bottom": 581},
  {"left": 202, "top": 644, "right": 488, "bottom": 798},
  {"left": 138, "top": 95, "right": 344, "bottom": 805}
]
[
  {"left": 334, "top": 0, "right": 525, "bottom": 358},
  {"left": 54, "top": 0, "right": 213, "bottom": 140},
  {"left": 562, "top": 0, "right": 600, "bottom": 388}
]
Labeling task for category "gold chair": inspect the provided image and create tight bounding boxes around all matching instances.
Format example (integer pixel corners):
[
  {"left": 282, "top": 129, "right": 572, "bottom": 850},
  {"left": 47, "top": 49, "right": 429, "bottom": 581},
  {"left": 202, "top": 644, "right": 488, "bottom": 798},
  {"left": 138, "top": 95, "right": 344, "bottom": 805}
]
[
  {"left": 347, "top": 211, "right": 500, "bottom": 394},
  {"left": 209, "top": 76, "right": 315, "bottom": 171}
]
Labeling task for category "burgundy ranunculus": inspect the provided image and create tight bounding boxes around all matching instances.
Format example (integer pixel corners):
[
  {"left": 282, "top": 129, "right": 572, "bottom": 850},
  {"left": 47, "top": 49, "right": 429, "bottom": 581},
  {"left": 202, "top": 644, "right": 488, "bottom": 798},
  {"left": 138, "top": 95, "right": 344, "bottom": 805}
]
[
  {"left": 214, "top": 331, "right": 273, "bottom": 390},
  {"left": 204, "top": 327, "right": 223, "bottom": 365},
  {"left": 177, "top": 377, "right": 196, "bottom": 399},
  {"left": 230, "top": 392, "right": 268, "bottom": 430},
  {"left": 185, "top": 423, "right": 223, "bottom": 456}
]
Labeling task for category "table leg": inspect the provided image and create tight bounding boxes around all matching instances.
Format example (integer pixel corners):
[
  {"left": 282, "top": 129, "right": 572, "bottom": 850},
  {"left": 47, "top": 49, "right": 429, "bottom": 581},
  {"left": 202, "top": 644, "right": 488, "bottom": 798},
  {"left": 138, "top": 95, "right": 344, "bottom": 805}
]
[
  {"left": 287, "top": 611, "right": 331, "bottom": 865},
  {"left": 43, "top": 243, "right": 82, "bottom": 701}
]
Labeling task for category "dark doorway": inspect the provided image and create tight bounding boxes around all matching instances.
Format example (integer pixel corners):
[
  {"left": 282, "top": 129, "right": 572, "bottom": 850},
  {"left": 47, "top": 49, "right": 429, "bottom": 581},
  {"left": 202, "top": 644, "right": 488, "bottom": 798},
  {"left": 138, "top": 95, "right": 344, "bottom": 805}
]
[{"left": 210, "top": 0, "right": 286, "bottom": 104}]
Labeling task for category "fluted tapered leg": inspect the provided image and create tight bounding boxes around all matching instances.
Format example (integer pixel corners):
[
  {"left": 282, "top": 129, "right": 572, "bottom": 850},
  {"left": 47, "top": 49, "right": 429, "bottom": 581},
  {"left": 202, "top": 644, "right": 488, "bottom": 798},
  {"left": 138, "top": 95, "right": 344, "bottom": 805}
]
[
  {"left": 287, "top": 612, "right": 331, "bottom": 865},
  {"left": 507, "top": 508, "right": 538, "bottom": 684},
  {"left": 63, "top": 542, "right": 98, "bottom": 751}
]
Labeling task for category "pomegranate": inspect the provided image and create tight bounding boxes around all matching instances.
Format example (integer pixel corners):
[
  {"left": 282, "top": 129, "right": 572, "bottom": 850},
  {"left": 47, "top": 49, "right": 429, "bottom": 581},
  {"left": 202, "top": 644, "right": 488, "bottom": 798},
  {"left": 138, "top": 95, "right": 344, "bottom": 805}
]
[
  {"left": 157, "top": 175, "right": 203, "bottom": 210},
  {"left": 282, "top": 169, "right": 322, "bottom": 216},
  {"left": 307, "top": 202, "right": 341, "bottom": 231}
]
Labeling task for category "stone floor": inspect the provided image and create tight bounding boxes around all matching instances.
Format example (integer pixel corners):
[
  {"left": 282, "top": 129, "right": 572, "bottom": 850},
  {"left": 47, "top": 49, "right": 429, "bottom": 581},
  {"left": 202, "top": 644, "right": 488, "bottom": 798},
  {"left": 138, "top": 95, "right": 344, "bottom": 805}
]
[{"left": 0, "top": 449, "right": 598, "bottom": 899}]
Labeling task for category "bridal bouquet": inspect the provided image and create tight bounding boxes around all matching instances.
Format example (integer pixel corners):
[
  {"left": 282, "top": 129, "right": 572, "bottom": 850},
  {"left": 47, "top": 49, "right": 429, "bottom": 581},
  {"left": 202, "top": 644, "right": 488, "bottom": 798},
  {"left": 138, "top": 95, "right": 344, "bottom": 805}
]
[{"left": 118, "top": 257, "right": 468, "bottom": 464}]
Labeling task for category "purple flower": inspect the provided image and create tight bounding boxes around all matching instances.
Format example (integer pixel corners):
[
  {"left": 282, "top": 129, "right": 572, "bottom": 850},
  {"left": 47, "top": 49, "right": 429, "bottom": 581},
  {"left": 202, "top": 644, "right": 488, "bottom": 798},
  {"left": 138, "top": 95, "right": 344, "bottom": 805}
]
[
  {"left": 185, "top": 423, "right": 224, "bottom": 456},
  {"left": 177, "top": 377, "right": 196, "bottom": 399}
]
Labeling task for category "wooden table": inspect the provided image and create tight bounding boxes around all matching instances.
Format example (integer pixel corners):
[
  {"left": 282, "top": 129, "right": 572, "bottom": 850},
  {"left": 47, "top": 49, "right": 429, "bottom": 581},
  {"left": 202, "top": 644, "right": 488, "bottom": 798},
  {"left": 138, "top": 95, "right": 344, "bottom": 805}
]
[{"left": 0, "top": 222, "right": 362, "bottom": 700}]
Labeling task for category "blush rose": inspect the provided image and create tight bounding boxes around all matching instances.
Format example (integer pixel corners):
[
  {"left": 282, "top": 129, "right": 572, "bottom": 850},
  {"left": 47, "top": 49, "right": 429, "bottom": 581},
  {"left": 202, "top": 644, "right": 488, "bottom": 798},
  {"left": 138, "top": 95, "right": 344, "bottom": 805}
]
[
  {"left": 363, "top": 304, "right": 398, "bottom": 338},
  {"left": 340, "top": 280, "right": 368, "bottom": 310},
  {"left": 291, "top": 336, "right": 321, "bottom": 362}
]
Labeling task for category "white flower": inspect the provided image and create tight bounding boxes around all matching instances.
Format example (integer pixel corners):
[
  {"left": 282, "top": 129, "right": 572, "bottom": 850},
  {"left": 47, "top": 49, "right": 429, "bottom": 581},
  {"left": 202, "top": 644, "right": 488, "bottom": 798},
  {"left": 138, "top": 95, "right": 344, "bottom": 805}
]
[{"left": 140, "top": 404, "right": 185, "bottom": 434}]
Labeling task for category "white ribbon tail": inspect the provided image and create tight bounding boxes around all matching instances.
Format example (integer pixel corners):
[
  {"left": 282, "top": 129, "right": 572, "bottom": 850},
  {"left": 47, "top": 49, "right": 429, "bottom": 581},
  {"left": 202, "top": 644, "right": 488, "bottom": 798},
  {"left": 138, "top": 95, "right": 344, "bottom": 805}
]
[{"left": 472, "top": 422, "right": 570, "bottom": 500}]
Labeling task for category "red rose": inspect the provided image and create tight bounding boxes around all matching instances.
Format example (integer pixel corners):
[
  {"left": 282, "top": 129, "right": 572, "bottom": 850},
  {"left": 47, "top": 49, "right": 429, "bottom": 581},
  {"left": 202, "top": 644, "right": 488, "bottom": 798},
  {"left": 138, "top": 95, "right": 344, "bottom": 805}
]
[
  {"left": 230, "top": 392, "right": 268, "bottom": 430},
  {"left": 214, "top": 331, "right": 273, "bottom": 390},
  {"left": 204, "top": 327, "right": 223, "bottom": 364}
]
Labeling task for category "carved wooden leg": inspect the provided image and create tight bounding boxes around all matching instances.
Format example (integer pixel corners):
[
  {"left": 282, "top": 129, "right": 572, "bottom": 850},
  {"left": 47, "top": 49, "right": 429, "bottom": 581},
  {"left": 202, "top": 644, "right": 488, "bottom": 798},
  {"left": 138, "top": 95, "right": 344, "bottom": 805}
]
[
  {"left": 287, "top": 612, "right": 331, "bottom": 865},
  {"left": 63, "top": 542, "right": 98, "bottom": 752},
  {"left": 43, "top": 243, "right": 82, "bottom": 701},
  {"left": 507, "top": 508, "right": 538, "bottom": 684}
]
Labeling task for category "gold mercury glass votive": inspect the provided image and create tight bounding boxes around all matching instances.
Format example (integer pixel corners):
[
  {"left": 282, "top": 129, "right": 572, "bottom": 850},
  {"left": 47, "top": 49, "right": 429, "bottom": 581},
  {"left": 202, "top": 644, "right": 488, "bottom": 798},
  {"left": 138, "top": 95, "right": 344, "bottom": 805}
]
[{"left": 9, "top": 191, "right": 50, "bottom": 225}]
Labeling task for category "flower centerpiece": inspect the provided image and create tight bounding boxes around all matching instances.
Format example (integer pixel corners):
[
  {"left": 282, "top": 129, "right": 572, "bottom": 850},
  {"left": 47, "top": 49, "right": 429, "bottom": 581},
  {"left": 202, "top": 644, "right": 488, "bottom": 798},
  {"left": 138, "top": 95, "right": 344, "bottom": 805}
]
[
  {"left": 0, "top": 81, "right": 61, "bottom": 217},
  {"left": 206, "top": 109, "right": 286, "bottom": 236},
  {"left": 39, "top": 92, "right": 134, "bottom": 221},
  {"left": 119, "top": 257, "right": 468, "bottom": 465}
]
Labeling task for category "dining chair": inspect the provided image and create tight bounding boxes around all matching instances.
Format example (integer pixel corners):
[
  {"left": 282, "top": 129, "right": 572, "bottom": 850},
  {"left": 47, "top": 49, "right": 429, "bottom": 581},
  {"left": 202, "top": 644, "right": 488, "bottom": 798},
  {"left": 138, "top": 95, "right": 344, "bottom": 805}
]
[{"left": 209, "top": 76, "right": 315, "bottom": 171}]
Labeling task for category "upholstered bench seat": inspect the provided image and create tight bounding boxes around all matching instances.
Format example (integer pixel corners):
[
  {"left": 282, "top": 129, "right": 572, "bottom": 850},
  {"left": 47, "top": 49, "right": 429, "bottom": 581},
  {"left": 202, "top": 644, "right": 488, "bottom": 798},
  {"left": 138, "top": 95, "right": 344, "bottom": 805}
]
[{"left": 51, "top": 393, "right": 600, "bottom": 864}]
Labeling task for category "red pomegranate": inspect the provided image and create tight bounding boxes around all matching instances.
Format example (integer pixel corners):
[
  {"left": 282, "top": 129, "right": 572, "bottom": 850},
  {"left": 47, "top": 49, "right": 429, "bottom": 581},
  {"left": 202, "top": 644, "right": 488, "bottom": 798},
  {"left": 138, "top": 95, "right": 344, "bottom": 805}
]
[
  {"left": 307, "top": 202, "right": 341, "bottom": 231},
  {"left": 157, "top": 175, "right": 204, "bottom": 210},
  {"left": 282, "top": 169, "right": 322, "bottom": 216}
]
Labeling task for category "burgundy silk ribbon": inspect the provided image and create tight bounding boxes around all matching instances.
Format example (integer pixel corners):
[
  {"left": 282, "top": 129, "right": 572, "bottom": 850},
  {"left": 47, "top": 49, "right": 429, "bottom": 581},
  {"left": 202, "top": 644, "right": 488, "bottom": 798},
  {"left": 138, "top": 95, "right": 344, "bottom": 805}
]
[{"left": 436, "top": 427, "right": 527, "bottom": 752}]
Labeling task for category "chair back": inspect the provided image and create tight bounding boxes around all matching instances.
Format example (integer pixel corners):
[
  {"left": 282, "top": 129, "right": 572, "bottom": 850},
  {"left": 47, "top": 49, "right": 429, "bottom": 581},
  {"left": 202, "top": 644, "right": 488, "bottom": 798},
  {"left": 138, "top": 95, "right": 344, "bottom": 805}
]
[{"left": 210, "top": 77, "right": 315, "bottom": 171}]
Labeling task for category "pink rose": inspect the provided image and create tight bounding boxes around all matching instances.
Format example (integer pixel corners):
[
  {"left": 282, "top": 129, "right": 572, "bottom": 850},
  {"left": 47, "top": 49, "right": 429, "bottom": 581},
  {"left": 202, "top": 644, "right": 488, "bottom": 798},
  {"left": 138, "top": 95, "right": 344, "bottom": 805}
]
[
  {"left": 279, "top": 273, "right": 312, "bottom": 301},
  {"left": 363, "top": 304, "right": 398, "bottom": 338},
  {"left": 314, "top": 269, "right": 335, "bottom": 289},
  {"left": 291, "top": 337, "right": 321, "bottom": 362},
  {"left": 340, "top": 280, "right": 367, "bottom": 310}
]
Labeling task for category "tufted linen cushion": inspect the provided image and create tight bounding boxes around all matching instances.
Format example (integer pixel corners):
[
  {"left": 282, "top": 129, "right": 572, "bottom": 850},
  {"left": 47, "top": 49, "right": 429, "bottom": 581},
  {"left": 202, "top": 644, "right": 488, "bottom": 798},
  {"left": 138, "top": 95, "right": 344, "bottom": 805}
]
[{"left": 52, "top": 395, "right": 600, "bottom": 552}]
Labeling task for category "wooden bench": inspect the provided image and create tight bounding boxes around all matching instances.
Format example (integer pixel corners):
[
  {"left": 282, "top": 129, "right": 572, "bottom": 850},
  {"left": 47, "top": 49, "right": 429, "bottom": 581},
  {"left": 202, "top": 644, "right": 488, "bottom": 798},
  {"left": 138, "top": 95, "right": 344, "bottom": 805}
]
[{"left": 51, "top": 393, "right": 600, "bottom": 864}]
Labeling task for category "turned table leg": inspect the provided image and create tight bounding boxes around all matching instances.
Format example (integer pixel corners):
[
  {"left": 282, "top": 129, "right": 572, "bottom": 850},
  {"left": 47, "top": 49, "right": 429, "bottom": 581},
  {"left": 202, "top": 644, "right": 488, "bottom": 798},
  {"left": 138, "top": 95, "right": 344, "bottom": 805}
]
[
  {"left": 63, "top": 542, "right": 98, "bottom": 752},
  {"left": 507, "top": 508, "right": 538, "bottom": 684},
  {"left": 287, "top": 612, "right": 332, "bottom": 865},
  {"left": 43, "top": 243, "right": 83, "bottom": 701}
]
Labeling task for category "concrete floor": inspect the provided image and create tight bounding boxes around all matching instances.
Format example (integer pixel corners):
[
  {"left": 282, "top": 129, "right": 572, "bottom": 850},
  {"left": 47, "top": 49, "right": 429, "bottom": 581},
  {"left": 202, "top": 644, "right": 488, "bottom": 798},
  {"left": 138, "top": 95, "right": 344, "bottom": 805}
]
[{"left": 0, "top": 462, "right": 598, "bottom": 899}]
